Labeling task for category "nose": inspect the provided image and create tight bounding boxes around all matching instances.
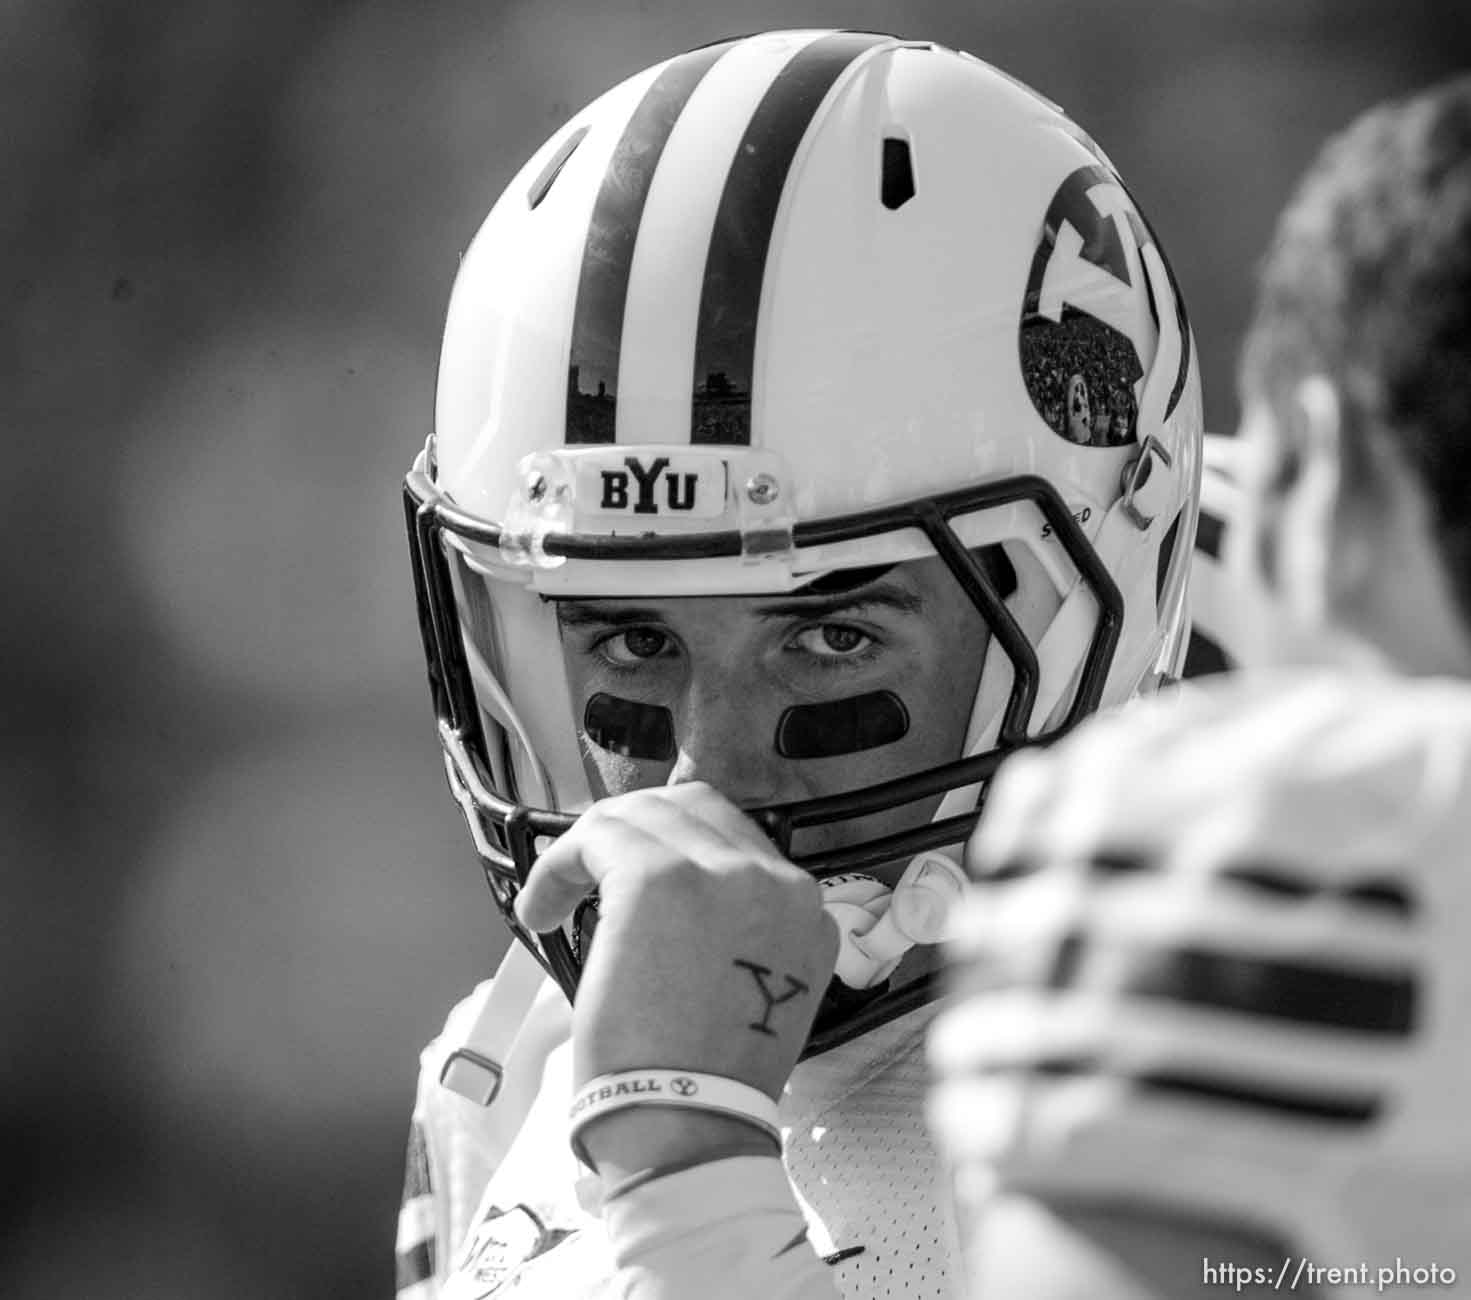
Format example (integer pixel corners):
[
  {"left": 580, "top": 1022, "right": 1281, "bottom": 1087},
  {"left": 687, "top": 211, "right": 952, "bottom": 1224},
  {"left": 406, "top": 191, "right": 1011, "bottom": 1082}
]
[{"left": 663, "top": 672, "right": 786, "bottom": 805}]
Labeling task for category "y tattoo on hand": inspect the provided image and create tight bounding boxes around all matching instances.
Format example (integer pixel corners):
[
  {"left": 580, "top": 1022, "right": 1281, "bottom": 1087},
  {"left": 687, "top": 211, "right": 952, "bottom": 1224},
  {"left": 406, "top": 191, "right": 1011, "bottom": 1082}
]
[{"left": 734, "top": 959, "right": 812, "bottom": 1037}]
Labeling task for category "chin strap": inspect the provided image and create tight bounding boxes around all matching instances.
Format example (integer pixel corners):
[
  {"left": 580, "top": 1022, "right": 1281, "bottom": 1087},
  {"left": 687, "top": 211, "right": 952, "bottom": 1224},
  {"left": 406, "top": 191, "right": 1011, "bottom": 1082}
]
[
  {"left": 820, "top": 853, "right": 969, "bottom": 990},
  {"left": 438, "top": 941, "right": 554, "bottom": 1105}
]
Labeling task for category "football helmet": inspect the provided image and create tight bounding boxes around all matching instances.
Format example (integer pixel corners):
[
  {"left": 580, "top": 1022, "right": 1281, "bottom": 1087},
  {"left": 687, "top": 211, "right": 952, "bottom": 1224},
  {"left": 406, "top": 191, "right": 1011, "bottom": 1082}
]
[{"left": 405, "top": 30, "right": 1203, "bottom": 1053}]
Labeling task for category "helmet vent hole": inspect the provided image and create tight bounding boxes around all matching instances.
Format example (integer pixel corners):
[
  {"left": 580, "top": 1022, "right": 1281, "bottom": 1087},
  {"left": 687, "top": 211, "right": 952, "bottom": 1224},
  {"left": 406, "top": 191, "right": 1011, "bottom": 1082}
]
[
  {"left": 528, "top": 125, "right": 589, "bottom": 210},
  {"left": 880, "top": 136, "right": 915, "bottom": 210}
]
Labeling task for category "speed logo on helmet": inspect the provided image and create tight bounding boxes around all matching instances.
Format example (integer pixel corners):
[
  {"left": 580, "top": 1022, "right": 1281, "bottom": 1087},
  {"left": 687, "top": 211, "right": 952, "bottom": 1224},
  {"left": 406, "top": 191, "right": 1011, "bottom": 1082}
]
[{"left": 1020, "top": 164, "right": 1190, "bottom": 449}]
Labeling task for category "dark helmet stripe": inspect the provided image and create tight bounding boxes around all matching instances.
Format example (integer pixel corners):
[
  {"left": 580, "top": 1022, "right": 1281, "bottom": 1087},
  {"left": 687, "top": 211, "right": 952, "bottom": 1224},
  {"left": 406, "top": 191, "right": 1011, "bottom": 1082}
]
[
  {"left": 690, "top": 31, "right": 892, "bottom": 445},
  {"left": 565, "top": 41, "right": 735, "bottom": 444}
]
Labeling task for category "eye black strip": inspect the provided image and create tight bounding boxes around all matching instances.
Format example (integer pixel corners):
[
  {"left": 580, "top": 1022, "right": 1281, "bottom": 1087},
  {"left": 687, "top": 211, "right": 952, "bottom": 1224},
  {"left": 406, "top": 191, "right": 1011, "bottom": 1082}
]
[
  {"left": 583, "top": 692, "right": 676, "bottom": 761},
  {"left": 776, "top": 690, "right": 910, "bottom": 758},
  {"left": 690, "top": 31, "right": 890, "bottom": 445},
  {"left": 565, "top": 41, "right": 736, "bottom": 444}
]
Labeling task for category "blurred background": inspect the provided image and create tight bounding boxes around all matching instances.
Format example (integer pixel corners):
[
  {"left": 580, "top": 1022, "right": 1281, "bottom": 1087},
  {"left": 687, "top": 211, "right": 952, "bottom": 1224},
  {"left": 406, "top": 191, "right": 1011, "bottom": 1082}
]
[{"left": 4, "top": 1, "right": 1467, "bottom": 1294}]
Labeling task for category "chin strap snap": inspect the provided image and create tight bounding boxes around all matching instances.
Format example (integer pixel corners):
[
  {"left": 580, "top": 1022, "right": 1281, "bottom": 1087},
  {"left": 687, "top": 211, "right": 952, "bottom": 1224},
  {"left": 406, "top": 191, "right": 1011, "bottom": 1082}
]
[{"left": 820, "top": 853, "right": 968, "bottom": 989}]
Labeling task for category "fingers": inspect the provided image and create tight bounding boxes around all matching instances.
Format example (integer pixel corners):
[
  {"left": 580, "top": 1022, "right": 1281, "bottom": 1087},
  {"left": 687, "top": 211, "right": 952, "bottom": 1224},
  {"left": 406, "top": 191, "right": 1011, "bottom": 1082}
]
[
  {"left": 514, "top": 783, "right": 794, "bottom": 933},
  {"left": 653, "top": 780, "right": 788, "bottom": 860},
  {"left": 511, "top": 814, "right": 666, "bottom": 931},
  {"left": 511, "top": 850, "right": 593, "bottom": 935}
]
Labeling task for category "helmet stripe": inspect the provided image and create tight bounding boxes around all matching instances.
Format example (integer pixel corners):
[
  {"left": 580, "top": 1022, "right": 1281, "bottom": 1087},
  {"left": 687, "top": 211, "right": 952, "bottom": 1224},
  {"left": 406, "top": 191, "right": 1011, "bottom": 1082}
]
[
  {"left": 565, "top": 40, "right": 736, "bottom": 444},
  {"left": 690, "top": 31, "right": 891, "bottom": 445}
]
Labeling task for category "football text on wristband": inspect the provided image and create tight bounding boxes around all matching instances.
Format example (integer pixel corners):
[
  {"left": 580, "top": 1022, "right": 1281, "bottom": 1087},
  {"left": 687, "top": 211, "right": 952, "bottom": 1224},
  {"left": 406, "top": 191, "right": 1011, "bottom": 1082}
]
[
  {"left": 568, "top": 1069, "right": 782, "bottom": 1169},
  {"left": 820, "top": 852, "right": 968, "bottom": 989}
]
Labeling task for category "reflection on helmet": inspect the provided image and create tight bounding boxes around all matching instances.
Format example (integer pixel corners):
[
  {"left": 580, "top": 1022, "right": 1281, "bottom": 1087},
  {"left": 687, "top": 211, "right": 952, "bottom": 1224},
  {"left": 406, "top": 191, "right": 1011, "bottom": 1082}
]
[{"left": 404, "top": 29, "right": 1203, "bottom": 1056}]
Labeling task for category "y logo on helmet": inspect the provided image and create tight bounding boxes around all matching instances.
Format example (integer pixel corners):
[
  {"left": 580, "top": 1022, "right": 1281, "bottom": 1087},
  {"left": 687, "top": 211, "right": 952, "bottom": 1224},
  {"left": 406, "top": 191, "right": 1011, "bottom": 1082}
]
[
  {"left": 1019, "top": 164, "right": 1189, "bottom": 449},
  {"left": 579, "top": 453, "right": 724, "bottom": 518}
]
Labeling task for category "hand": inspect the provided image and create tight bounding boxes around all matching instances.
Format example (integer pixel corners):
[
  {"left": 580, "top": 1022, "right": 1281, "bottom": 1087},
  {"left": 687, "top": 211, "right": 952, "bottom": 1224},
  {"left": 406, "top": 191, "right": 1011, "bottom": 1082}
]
[{"left": 515, "top": 782, "right": 839, "bottom": 1174}]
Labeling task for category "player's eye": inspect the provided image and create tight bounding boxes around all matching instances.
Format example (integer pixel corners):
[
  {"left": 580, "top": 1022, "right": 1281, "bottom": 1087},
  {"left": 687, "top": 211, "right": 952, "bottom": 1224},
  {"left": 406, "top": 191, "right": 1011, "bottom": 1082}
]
[
  {"left": 790, "top": 623, "right": 875, "bottom": 660},
  {"left": 596, "top": 627, "right": 673, "bottom": 666}
]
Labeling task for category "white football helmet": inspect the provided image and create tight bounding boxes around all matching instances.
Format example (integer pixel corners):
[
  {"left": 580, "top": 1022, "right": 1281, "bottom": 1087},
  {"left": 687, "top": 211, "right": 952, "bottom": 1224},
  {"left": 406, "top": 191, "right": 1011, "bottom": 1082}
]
[{"left": 405, "top": 30, "right": 1203, "bottom": 1052}]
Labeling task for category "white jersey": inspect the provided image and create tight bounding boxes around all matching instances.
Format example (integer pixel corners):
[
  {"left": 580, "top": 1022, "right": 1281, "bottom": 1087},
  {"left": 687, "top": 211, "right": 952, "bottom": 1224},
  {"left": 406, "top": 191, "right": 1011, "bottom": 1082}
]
[
  {"left": 931, "top": 669, "right": 1471, "bottom": 1295},
  {"left": 397, "top": 987, "right": 951, "bottom": 1299}
]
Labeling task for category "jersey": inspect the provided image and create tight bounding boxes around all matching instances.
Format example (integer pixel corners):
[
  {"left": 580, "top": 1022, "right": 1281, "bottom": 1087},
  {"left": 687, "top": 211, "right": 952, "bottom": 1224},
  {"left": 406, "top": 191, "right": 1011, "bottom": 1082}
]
[
  {"left": 930, "top": 669, "right": 1471, "bottom": 1293},
  {"left": 398, "top": 988, "right": 949, "bottom": 1299}
]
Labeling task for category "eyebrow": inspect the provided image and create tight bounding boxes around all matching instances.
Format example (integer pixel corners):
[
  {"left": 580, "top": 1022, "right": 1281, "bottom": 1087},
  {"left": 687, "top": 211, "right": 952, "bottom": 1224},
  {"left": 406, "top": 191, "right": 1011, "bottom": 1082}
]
[
  {"left": 551, "top": 580, "right": 925, "bottom": 629},
  {"left": 553, "top": 603, "right": 673, "bottom": 630},
  {"left": 752, "top": 582, "right": 925, "bottom": 620}
]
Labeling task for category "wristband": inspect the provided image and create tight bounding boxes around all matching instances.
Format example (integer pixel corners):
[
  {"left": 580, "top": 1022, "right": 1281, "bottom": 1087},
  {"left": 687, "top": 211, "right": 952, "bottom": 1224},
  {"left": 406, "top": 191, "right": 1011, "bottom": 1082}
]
[{"left": 568, "top": 1069, "right": 781, "bottom": 1165}]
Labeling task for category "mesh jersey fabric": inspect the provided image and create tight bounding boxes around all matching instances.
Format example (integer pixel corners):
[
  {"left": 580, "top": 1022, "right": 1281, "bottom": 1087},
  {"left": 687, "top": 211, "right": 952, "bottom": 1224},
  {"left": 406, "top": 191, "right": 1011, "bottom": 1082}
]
[
  {"left": 781, "top": 1001, "right": 953, "bottom": 1297},
  {"left": 401, "top": 995, "right": 953, "bottom": 1299}
]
